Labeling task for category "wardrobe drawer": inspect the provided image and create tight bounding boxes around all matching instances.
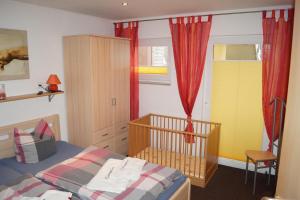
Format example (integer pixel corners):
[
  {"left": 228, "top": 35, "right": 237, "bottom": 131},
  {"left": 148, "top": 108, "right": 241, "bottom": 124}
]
[
  {"left": 94, "top": 138, "right": 115, "bottom": 151},
  {"left": 115, "top": 132, "right": 128, "bottom": 155},
  {"left": 93, "top": 127, "right": 113, "bottom": 144},
  {"left": 115, "top": 122, "right": 128, "bottom": 135}
]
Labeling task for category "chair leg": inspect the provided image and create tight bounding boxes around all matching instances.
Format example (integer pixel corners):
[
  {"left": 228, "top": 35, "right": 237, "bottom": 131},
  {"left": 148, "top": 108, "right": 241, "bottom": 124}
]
[
  {"left": 268, "top": 161, "right": 272, "bottom": 185},
  {"left": 245, "top": 156, "right": 249, "bottom": 184},
  {"left": 253, "top": 163, "right": 258, "bottom": 195}
]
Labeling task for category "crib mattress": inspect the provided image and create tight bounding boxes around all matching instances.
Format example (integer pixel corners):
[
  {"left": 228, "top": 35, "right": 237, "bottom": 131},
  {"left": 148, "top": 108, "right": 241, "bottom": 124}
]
[{"left": 134, "top": 147, "right": 206, "bottom": 179}]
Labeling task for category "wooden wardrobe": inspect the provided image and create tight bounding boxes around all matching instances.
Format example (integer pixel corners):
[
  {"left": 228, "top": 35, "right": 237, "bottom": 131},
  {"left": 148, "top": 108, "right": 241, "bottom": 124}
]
[{"left": 63, "top": 35, "right": 130, "bottom": 155}]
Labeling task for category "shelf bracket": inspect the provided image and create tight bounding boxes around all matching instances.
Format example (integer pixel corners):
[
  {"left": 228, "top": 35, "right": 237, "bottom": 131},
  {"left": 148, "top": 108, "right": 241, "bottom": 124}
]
[{"left": 48, "top": 94, "right": 55, "bottom": 102}]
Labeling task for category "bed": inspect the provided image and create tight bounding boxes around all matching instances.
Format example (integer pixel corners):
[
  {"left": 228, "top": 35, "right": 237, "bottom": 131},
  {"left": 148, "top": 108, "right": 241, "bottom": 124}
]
[
  {"left": 128, "top": 113, "right": 221, "bottom": 187},
  {"left": 0, "top": 163, "right": 78, "bottom": 199},
  {"left": 0, "top": 114, "right": 191, "bottom": 200}
]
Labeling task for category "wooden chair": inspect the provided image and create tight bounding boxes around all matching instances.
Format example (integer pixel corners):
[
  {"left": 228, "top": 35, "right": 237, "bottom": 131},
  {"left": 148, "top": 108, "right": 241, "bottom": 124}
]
[
  {"left": 245, "top": 150, "right": 277, "bottom": 194},
  {"left": 245, "top": 98, "right": 286, "bottom": 195}
]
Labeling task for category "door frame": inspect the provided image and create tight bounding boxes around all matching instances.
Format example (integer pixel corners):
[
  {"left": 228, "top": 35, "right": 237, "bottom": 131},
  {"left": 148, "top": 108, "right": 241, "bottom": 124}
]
[
  {"left": 200, "top": 34, "right": 271, "bottom": 170},
  {"left": 202, "top": 34, "right": 263, "bottom": 121}
]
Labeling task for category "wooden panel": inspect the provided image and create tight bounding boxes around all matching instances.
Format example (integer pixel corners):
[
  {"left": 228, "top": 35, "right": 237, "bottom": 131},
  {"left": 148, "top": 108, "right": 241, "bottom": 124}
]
[
  {"left": 135, "top": 147, "right": 206, "bottom": 179},
  {"left": 92, "top": 127, "right": 113, "bottom": 144},
  {"left": 128, "top": 114, "right": 221, "bottom": 188},
  {"left": 111, "top": 39, "right": 130, "bottom": 125},
  {"left": 205, "top": 125, "right": 220, "bottom": 183},
  {"left": 90, "top": 37, "right": 113, "bottom": 132},
  {"left": 0, "top": 92, "right": 63, "bottom": 103},
  {"left": 64, "top": 35, "right": 130, "bottom": 150},
  {"left": 115, "top": 132, "right": 128, "bottom": 155},
  {"left": 169, "top": 178, "right": 191, "bottom": 200},
  {"left": 276, "top": 2, "right": 300, "bottom": 199},
  {"left": 94, "top": 138, "right": 115, "bottom": 151},
  {"left": 64, "top": 36, "right": 93, "bottom": 147},
  {"left": 128, "top": 115, "right": 151, "bottom": 156},
  {"left": 115, "top": 121, "right": 128, "bottom": 135},
  {"left": 0, "top": 114, "right": 61, "bottom": 159}
]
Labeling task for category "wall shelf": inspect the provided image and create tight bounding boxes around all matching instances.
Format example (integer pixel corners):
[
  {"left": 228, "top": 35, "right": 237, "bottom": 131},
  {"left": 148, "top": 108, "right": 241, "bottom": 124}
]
[{"left": 0, "top": 91, "right": 64, "bottom": 103}]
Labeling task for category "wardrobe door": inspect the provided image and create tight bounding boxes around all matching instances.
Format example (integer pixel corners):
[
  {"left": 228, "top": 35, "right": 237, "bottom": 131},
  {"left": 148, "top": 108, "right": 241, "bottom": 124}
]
[
  {"left": 211, "top": 61, "right": 263, "bottom": 161},
  {"left": 64, "top": 36, "right": 93, "bottom": 147},
  {"left": 111, "top": 39, "right": 130, "bottom": 135},
  {"left": 90, "top": 37, "right": 113, "bottom": 134}
]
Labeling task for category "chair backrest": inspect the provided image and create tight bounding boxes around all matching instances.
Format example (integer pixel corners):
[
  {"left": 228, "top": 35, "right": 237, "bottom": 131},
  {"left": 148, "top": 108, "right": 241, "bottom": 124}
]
[{"left": 270, "top": 98, "right": 286, "bottom": 158}]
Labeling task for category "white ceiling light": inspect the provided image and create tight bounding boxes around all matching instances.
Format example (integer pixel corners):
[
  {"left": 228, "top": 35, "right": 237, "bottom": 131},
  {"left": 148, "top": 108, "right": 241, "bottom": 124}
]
[{"left": 122, "top": 2, "right": 128, "bottom": 6}]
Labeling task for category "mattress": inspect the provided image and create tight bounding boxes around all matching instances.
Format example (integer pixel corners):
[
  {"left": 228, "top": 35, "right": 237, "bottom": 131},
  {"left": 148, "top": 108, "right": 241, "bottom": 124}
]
[
  {"left": 0, "top": 141, "right": 83, "bottom": 175},
  {"left": 157, "top": 175, "right": 187, "bottom": 200},
  {"left": 0, "top": 141, "right": 187, "bottom": 199},
  {"left": 0, "top": 164, "right": 23, "bottom": 185}
]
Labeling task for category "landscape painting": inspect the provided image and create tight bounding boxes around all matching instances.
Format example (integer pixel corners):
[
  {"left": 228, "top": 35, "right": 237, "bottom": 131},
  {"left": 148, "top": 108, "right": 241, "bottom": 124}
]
[{"left": 0, "top": 28, "right": 29, "bottom": 81}]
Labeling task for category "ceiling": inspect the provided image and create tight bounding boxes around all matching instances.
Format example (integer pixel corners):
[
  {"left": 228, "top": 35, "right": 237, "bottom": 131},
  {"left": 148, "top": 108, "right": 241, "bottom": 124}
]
[{"left": 13, "top": 0, "right": 294, "bottom": 20}]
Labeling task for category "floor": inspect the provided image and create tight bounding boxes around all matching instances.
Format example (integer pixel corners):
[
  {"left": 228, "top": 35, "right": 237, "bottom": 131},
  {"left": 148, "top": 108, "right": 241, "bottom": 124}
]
[{"left": 191, "top": 165, "right": 276, "bottom": 200}]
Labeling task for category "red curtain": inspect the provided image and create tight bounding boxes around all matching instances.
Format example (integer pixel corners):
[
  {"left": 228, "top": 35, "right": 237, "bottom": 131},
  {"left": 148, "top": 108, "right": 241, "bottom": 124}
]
[
  {"left": 169, "top": 16, "right": 212, "bottom": 143},
  {"left": 262, "top": 10, "right": 294, "bottom": 151},
  {"left": 115, "top": 22, "right": 139, "bottom": 120}
]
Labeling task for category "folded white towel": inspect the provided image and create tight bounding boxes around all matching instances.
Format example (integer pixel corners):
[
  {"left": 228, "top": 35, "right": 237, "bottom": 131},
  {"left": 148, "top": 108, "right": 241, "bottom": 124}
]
[
  {"left": 111, "top": 157, "right": 146, "bottom": 181},
  {"left": 86, "top": 157, "right": 146, "bottom": 194},
  {"left": 86, "top": 159, "right": 132, "bottom": 194},
  {"left": 21, "top": 190, "right": 72, "bottom": 200},
  {"left": 40, "top": 190, "right": 72, "bottom": 200}
]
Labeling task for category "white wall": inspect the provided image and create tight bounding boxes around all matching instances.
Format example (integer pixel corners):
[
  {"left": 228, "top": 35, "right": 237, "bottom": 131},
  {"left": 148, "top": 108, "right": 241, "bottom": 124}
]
[
  {"left": 139, "top": 12, "right": 262, "bottom": 121},
  {"left": 276, "top": 1, "right": 300, "bottom": 198},
  {"left": 138, "top": 12, "right": 270, "bottom": 170},
  {"left": 0, "top": 0, "right": 113, "bottom": 140}
]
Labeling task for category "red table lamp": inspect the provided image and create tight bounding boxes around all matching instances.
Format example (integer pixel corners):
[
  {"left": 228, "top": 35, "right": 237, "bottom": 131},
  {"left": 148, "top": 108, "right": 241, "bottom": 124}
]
[{"left": 47, "top": 74, "right": 61, "bottom": 92}]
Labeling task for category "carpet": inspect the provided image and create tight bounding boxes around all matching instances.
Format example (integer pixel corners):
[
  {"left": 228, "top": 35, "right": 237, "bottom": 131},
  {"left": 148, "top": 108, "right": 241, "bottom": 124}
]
[{"left": 191, "top": 165, "right": 276, "bottom": 200}]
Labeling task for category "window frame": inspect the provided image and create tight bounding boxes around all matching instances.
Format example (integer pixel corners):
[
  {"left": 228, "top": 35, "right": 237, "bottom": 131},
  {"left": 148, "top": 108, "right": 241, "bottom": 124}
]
[{"left": 138, "top": 38, "right": 172, "bottom": 85}]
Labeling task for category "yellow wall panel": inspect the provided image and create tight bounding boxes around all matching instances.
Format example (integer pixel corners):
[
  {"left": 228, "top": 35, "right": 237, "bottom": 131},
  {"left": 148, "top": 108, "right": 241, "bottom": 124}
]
[{"left": 211, "top": 61, "right": 263, "bottom": 161}]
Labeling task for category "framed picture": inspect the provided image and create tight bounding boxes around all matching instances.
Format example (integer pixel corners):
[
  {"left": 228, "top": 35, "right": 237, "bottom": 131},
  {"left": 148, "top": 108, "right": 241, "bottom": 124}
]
[{"left": 0, "top": 28, "right": 29, "bottom": 81}]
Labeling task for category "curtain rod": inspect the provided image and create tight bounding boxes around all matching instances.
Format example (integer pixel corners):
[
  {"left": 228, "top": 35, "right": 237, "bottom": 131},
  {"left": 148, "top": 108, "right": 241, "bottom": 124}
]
[{"left": 113, "top": 6, "right": 293, "bottom": 24}]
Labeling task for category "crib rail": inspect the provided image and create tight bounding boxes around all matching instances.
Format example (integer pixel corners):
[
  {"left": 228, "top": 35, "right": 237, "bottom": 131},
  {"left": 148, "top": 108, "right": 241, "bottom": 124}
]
[{"left": 128, "top": 113, "right": 221, "bottom": 187}]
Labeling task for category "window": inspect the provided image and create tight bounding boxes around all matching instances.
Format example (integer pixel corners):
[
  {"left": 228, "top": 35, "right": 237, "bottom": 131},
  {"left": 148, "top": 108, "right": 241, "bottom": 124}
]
[
  {"left": 213, "top": 44, "right": 262, "bottom": 61},
  {"left": 139, "top": 46, "right": 168, "bottom": 74},
  {"left": 139, "top": 38, "right": 171, "bottom": 85}
]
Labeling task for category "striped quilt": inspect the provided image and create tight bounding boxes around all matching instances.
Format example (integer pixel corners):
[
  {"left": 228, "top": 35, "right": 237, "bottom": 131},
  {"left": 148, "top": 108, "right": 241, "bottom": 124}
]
[
  {"left": 36, "top": 146, "right": 182, "bottom": 200},
  {"left": 0, "top": 174, "right": 54, "bottom": 200}
]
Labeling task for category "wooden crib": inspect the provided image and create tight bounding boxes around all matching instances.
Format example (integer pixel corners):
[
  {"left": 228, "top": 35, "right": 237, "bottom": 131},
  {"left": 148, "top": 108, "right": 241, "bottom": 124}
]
[{"left": 128, "top": 113, "right": 221, "bottom": 188}]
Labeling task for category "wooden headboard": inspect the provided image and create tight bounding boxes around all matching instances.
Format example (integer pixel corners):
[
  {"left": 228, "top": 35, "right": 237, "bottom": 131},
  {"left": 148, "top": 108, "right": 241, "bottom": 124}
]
[{"left": 0, "top": 114, "right": 61, "bottom": 159}]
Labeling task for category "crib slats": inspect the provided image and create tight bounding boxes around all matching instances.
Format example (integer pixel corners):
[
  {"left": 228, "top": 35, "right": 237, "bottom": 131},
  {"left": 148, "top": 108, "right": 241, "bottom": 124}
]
[
  {"left": 198, "top": 122, "right": 203, "bottom": 179},
  {"left": 128, "top": 113, "right": 221, "bottom": 188},
  {"left": 151, "top": 128, "right": 154, "bottom": 163},
  {"left": 143, "top": 126, "right": 146, "bottom": 159},
  {"left": 194, "top": 122, "right": 199, "bottom": 177},
  {"left": 156, "top": 125, "right": 159, "bottom": 164},
  {"left": 183, "top": 133, "right": 186, "bottom": 175},
  {"left": 174, "top": 123, "right": 178, "bottom": 169},
  {"left": 170, "top": 128, "right": 173, "bottom": 168},
  {"left": 179, "top": 130, "right": 182, "bottom": 172}
]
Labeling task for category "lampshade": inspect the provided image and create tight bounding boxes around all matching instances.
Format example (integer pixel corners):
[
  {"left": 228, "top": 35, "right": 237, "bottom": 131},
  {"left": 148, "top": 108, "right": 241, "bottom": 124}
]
[{"left": 47, "top": 74, "right": 61, "bottom": 85}]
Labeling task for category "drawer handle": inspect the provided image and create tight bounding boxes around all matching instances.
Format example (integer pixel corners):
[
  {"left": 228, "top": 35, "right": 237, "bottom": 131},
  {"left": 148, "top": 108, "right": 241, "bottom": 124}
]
[
  {"left": 121, "top": 137, "right": 127, "bottom": 141},
  {"left": 102, "top": 133, "right": 109, "bottom": 137},
  {"left": 103, "top": 145, "right": 109, "bottom": 149},
  {"left": 121, "top": 126, "right": 127, "bottom": 130},
  {"left": 112, "top": 98, "right": 117, "bottom": 106}
]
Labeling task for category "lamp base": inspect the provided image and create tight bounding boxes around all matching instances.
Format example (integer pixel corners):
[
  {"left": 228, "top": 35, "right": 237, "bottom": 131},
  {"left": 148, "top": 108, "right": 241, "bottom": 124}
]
[{"left": 48, "top": 84, "right": 58, "bottom": 92}]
